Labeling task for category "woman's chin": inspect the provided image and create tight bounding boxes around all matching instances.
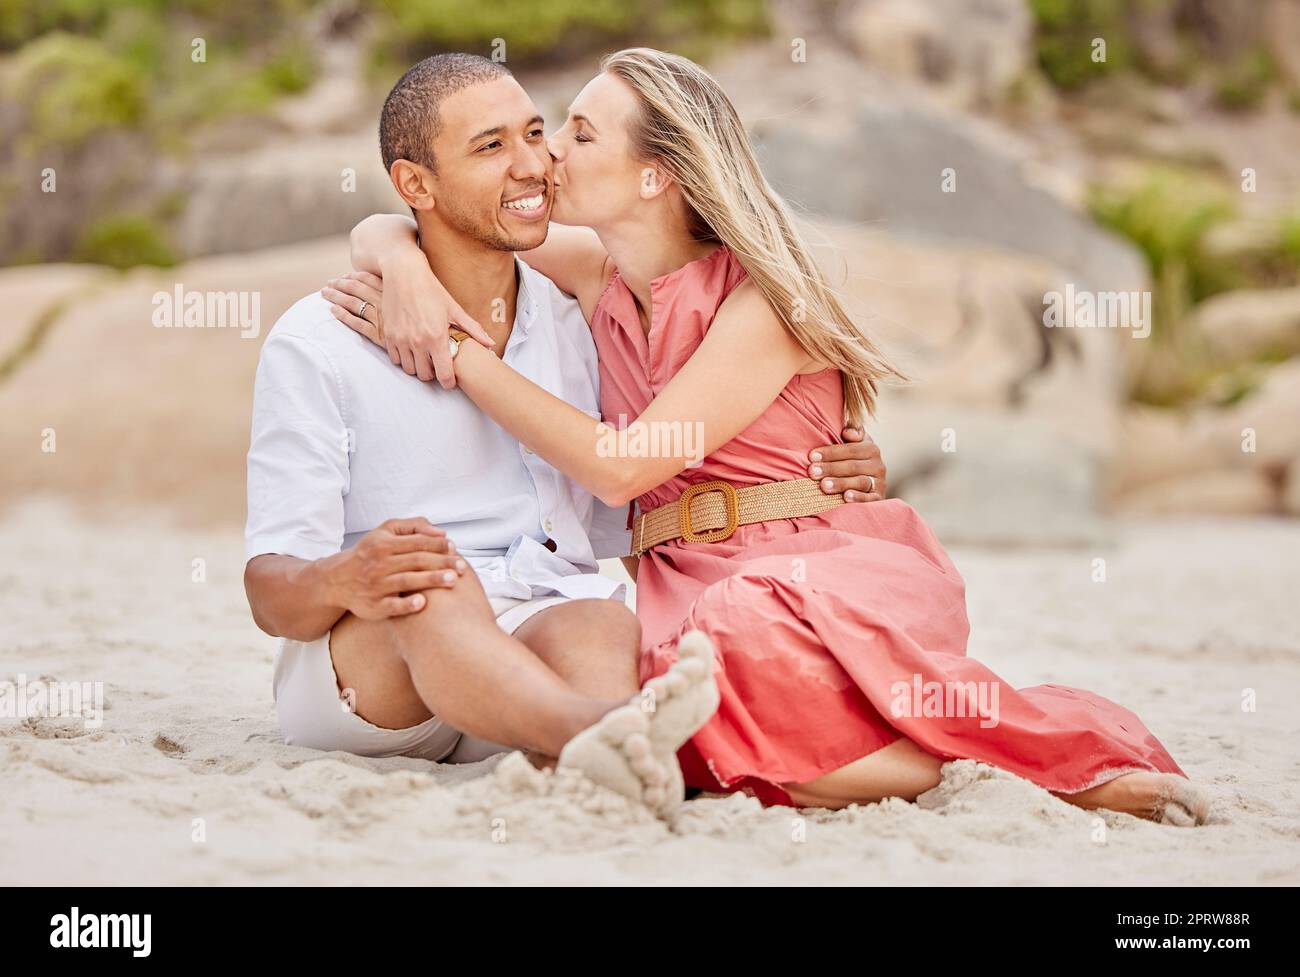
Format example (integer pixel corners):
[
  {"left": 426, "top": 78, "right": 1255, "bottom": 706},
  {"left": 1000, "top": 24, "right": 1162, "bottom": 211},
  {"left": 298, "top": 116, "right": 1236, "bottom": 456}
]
[{"left": 549, "top": 199, "right": 582, "bottom": 227}]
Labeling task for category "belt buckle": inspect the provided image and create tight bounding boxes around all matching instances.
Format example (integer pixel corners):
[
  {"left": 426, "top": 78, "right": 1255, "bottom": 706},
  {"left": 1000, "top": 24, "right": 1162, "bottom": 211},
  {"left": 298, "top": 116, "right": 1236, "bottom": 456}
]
[{"left": 678, "top": 479, "right": 739, "bottom": 544}]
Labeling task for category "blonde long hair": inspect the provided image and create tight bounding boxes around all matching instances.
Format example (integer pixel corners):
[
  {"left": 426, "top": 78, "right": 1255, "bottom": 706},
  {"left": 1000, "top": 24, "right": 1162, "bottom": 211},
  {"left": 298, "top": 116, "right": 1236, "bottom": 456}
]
[{"left": 601, "top": 48, "right": 906, "bottom": 422}]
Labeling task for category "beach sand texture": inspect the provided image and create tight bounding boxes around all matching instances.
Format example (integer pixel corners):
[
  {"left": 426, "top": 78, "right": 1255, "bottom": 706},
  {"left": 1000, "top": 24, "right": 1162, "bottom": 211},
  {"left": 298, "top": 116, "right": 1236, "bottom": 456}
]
[{"left": 3, "top": 501, "right": 1296, "bottom": 884}]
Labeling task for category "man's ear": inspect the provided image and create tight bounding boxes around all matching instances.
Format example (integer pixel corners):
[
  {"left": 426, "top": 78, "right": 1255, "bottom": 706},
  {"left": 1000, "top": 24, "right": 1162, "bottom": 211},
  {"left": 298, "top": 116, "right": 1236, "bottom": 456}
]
[
  {"left": 637, "top": 163, "right": 673, "bottom": 201},
  {"left": 389, "top": 159, "right": 437, "bottom": 212}
]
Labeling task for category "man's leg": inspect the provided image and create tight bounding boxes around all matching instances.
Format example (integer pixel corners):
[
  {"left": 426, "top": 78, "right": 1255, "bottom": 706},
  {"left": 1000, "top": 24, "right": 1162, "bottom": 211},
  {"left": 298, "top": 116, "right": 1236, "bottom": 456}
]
[
  {"left": 330, "top": 569, "right": 716, "bottom": 816},
  {"left": 512, "top": 598, "right": 642, "bottom": 700},
  {"left": 331, "top": 568, "right": 625, "bottom": 757}
]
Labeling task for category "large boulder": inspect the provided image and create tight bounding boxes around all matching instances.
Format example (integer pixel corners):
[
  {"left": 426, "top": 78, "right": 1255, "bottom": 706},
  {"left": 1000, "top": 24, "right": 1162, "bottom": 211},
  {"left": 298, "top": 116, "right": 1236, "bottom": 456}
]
[
  {"left": 845, "top": 0, "right": 1034, "bottom": 108},
  {"left": 175, "top": 135, "right": 404, "bottom": 258},
  {"left": 0, "top": 237, "right": 352, "bottom": 527},
  {"left": 818, "top": 223, "right": 1125, "bottom": 545},
  {"left": 752, "top": 101, "right": 1147, "bottom": 297},
  {"left": 1108, "top": 359, "right": 1300, "bottom": 514},
  {"left": 1190, "top": 286, "right": 1300, "bottom": 365}
]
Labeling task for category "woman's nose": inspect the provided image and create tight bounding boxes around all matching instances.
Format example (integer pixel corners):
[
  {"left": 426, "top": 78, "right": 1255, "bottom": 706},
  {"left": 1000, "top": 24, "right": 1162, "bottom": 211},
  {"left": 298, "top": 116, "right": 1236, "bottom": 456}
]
[{"left": 546, "top": 134, "right": 564, "bottom": 162}]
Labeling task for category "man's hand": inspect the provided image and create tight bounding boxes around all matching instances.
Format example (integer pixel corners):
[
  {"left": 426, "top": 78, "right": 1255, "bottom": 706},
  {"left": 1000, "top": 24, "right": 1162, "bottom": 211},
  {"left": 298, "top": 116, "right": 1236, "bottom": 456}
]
[
  {"left": 808, "top": 426, "right": 887, "bottom": 502},
  {"left": 321, "top": 517, "right": 466, "bottom": 619}
]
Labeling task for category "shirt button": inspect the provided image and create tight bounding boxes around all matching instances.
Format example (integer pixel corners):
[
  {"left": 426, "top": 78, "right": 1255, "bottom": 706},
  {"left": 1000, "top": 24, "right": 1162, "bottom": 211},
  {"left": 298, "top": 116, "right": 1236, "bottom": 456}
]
[
  {"left": 523, "top": 446, "right": 534, "bottom": 455},
  {"left": 543, "top": 518, "right": 554, "bottom": 534}
]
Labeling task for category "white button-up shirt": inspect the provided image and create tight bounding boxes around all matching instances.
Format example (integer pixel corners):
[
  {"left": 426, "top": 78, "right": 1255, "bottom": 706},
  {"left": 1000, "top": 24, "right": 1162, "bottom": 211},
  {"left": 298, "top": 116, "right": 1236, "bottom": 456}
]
[{"left": 245, "top": 258, "right": 627, "bottom": 603}]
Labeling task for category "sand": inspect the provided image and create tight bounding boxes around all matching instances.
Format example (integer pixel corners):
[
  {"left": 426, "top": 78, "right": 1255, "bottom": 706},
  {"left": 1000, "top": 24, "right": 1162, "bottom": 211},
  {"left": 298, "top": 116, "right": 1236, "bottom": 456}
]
[{"left": 2, "top": 499, "right": 1298, "bottom": 885}]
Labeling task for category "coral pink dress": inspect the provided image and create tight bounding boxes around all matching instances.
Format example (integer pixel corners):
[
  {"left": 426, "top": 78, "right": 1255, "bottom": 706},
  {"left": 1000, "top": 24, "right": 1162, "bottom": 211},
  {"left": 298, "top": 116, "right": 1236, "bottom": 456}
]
[{"left": 591, "top": 244, "right": 1185, "bottom": 806}]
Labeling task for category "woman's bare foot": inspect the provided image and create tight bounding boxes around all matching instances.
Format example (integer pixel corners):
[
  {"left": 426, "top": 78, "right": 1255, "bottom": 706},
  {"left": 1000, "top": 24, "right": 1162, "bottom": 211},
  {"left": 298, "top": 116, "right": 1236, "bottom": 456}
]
[{"left": 1059, "top": 772, "right": 1215, "bottom": 826}]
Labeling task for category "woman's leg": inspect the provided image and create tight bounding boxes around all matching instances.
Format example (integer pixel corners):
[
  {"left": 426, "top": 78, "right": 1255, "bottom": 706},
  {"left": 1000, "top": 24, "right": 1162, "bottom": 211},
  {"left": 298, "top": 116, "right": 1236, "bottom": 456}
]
[
  {"left": 784, "top": 736, "right": 1213, "bottom": 824},
  {"left": 1053, "top": 772, "right": 1214, "bottom": 825},
  {"left": 783, "top": 737, "right": 944, "bottom": 809}
]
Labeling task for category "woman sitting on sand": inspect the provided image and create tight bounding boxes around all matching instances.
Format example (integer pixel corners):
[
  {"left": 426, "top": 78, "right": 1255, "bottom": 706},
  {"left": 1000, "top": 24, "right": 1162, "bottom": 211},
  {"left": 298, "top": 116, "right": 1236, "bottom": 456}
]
[{"left": 325, "top": 47, "right": 1214, "bottom": 825}]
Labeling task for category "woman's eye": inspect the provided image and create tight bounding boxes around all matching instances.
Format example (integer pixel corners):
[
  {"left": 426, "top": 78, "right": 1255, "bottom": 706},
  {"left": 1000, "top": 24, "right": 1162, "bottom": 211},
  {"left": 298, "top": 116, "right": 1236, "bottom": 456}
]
[{"left": 574, "top": 132, "right": 591, "bottom": 143}]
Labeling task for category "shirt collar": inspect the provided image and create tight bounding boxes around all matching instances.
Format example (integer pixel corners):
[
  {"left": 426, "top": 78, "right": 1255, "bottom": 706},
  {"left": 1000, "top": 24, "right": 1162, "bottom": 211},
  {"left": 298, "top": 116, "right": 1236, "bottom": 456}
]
[{"left": 513, "top": 257, "right": 540, "bottom": 334}]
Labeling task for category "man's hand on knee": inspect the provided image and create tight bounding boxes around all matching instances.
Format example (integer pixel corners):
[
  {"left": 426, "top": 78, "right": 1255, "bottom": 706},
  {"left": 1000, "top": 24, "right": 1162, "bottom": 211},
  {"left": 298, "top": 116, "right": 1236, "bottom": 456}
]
[{"left": 321, "top": 517, "right": 466, "bottom": 620}]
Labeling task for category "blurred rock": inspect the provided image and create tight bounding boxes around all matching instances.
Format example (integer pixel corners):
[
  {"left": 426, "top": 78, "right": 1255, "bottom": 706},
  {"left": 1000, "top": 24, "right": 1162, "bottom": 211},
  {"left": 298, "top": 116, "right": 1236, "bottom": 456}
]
[
  {"left": 1117, "top": 469, "right": 1279, "bottom": 515},
  {"left": 0, "top": 238, "right": 351, "bottom": 527},
  {"left": 754, "top": 101, "right": 1147, "bottom": 296},
  {"left": 1215, "top": 358, "right": 1300, "bottom": 470},
  {"left": 0, "top": 223, "right": 1130, "bottom": 544},
  {"left": 1107, "top": 405, "right": 1203, "bottom": 498},
  {"left": 1190, "top": 286, "right": 1300, "bottom": 364},
  {"left": 176, "top": 135, "right": 404, "bottom": 258},
  {"left": 1284, "top": 459, "right": 1300, "bottom": 515},
  {"left": 816, "top": 224, "right": 1122, "bottom": 545},
  {"left": 1108, "top": 359, "right": 1300, "bottom": 512},
  {"left": 1265, "top": 0, "right": 1300, "bottom": 84},
  {"left": 846, "top": 0, "right": 1033, "bottom": 108},
  {"left": 875, "top": 402, "right": 1111, "bottom": 546}
]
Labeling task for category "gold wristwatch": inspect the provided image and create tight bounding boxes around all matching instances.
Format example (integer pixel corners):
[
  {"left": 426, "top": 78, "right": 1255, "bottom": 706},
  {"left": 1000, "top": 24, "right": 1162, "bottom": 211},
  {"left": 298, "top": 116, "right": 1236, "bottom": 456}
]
[{"left": 448, "top": 327, "right": 470, "bottom": 359}]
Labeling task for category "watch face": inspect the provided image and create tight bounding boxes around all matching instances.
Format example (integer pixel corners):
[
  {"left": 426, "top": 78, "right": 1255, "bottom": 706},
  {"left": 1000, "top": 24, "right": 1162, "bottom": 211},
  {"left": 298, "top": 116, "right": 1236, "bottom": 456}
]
[{"left": 448, "top": 336, "right": 460, "bottom": 359}]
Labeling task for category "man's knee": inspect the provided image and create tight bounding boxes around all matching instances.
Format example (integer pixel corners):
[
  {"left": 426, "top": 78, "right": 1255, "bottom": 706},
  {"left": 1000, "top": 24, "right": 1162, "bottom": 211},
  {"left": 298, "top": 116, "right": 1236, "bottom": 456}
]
[
  {"left": 594, "top": 599, "right": 641, "bottom": 652},
  {"left": 386, "top": 566, "right": 494, "bottom": 646},
  {"left": 518, "top": 598, "right": 641, "bottom": 665},
  {"left": 559, "top": 598, "right": 640, "bottom": 651}
]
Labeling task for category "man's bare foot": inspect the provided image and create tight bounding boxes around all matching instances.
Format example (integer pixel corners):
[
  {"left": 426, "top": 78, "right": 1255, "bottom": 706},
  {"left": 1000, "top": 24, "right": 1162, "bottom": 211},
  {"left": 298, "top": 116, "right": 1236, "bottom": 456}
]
[
  {"left": 640, "top": 630, "right": 720, "bottom": 756},
  {"left": 558, "top": 630, "right": 720, "bottom": 818},
  {"left": 636, "top": 630, "right": 720, "bottom": 816},
  {"left": 1065, "top": 772, "right": 1216, "bottom": 826},
  {"left": 557, "top": 705, "right": 673, "bottom": 810}
]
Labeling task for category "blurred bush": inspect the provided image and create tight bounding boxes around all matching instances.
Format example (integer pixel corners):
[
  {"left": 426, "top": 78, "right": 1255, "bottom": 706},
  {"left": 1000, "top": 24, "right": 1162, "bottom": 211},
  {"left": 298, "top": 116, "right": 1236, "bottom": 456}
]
[
  {"left": 1090, "top": 166, "right": 1300, "bottom": 405},
  {"left": 1031, "top": 0, "right": 1136, "bottom": 89},
  {"left": 369, "top": 0, "right": 769, "bottom": 69},
  {"left": 0, "top": 0, "right": 325, "bottom": 267},
  {"left": 8, "top": 33, "right": 149, "bottom": 152},
  {"left": 1213, "top": 49, "right": 1277, "bottom": 112},
  {"left": 72, "top": 213, "right": 177, "bottom": 269},
  {"left": 1088, "top": 166, "right": 1237, "bottom": 315}
]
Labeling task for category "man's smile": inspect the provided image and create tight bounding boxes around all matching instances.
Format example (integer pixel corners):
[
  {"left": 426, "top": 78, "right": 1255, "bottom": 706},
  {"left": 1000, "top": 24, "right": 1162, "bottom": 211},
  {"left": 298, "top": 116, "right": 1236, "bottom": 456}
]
[{"left": 501, "top": 185, "right": 549, "bottom": 221}]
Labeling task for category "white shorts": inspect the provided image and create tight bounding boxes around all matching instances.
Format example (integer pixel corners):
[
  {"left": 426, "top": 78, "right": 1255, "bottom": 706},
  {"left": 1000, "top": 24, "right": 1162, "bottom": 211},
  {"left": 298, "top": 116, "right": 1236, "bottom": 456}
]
[{"left": 272, "top": 594, "right": 569, "bottom": 763}]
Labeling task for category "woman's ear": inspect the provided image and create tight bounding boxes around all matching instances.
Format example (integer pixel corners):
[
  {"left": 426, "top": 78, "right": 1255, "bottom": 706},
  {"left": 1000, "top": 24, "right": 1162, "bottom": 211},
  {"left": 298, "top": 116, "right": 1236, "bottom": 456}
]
[
  {"left": 637, "top": 163, "right": 673, "bottom": 200},
  {"left": 390, "top": 159, "right": 437, "bottom": 212}
]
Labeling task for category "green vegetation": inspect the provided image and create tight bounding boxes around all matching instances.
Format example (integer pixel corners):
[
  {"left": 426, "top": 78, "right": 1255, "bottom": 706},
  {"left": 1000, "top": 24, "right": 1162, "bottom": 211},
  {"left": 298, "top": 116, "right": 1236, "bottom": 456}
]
[
  {"left": 1030, "top": 0, "right": 1136, "bottom": 90},
  {"left": 1213, "top": 50, "right": 1277, "bottom": 112},
  {"left": 1030, "top": 0, "right": 1285, "bottom": 111},
  {"left": 370, "top": 0, "right": 769, "bottom": 70},
  {"left": 1090, "top": 167, "right": 1300, "bottom": 405},
  {"left": 1088, "top": 166, "right": 1237, "bottom": 320},
  {"left": 8, "top": 33, "right": 149, "bottom": 151},
  {"left": 3, "top": 1, "right": 323, "bottom": 154},
  {"left": 72, "top": 213, "right": 177, "bottom": 269}
]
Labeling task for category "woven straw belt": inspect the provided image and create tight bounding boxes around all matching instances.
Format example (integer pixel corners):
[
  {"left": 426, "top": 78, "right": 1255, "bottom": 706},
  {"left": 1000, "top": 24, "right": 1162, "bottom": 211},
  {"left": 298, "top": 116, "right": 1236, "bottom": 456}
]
[{"left": 630, "top": 477, "right": 845, "bottom": 556}]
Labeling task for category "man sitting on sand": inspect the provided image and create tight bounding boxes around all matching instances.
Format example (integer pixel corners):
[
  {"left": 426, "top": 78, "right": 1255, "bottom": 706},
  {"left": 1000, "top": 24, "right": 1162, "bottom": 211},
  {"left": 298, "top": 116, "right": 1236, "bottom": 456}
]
[{"left": 242, "top": 53, "right": 881, "bottom": 816}]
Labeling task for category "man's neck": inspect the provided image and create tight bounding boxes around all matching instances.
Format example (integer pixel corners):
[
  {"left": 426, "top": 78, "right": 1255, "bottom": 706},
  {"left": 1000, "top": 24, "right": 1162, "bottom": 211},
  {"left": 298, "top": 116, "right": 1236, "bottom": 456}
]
[{"left": 417, "top": 220, "right": 519, "bottom": 349}]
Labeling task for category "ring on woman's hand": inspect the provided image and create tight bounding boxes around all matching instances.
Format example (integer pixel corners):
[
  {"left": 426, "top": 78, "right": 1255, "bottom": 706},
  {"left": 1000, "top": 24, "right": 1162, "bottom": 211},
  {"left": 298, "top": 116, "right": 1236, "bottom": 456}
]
[
  {"left": 865, "top": 475, "right": 875, "bottom": 494},
  {"left": 357, "top": 300, "right": 369, "bottom": 320}
]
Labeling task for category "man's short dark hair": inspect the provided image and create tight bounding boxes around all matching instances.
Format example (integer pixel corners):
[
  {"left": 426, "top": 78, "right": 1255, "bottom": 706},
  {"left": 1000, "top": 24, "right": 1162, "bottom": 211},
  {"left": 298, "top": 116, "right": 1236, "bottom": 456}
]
[{"left": 379, "top": 53, "right": 512, "bottom": 174}]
